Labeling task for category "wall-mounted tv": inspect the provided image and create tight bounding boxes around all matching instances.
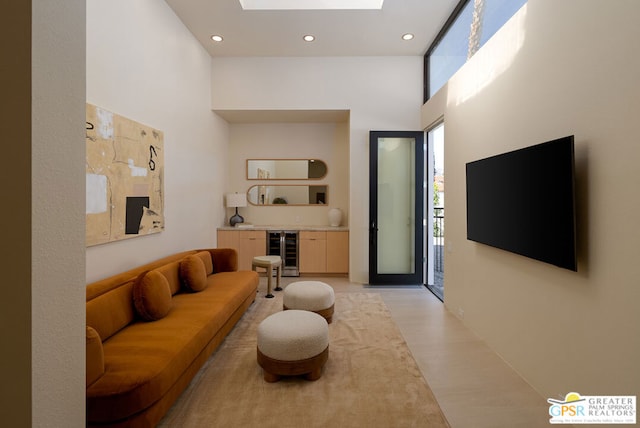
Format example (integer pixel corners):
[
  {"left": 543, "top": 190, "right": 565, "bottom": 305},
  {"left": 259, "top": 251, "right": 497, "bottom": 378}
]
[{"left": 466, "top": 136, "right": 577, "bottom": 271}]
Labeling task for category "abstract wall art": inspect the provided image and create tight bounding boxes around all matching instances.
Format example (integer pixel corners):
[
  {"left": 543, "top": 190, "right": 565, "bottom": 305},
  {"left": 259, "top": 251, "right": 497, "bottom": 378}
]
[{"left": 85, "top": 104, "right": 164, "bottom": 246}]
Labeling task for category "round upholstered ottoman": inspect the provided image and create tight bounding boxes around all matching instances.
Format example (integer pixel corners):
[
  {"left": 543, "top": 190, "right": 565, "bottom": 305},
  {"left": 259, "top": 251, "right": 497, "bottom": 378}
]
[
  {"left": 283, "top": 281, "right": 335, "bottom": 323},
  {"left": 257, "top": 310, "right": 329, "bottom": 382}
]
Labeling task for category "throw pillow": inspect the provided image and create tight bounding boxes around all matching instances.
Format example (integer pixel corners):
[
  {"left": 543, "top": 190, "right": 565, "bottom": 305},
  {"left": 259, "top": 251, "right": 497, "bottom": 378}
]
[
  {"left": 180, "top": 254, "right": 208, "bottom": 292},
  {"left": 133, "top": 270, "right": 172, "bottom": 321}
]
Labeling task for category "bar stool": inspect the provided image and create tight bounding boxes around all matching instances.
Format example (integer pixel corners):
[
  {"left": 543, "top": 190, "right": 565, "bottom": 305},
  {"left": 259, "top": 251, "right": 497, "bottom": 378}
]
[{"left": 251, "top": 255, "right": 282, "bottom": 298}]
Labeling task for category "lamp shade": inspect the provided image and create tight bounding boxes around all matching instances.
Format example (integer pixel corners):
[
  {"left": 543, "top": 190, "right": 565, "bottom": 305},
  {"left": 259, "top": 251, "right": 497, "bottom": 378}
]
[{"left": 226, "top": 193, "right": 247, "bottom": 208}]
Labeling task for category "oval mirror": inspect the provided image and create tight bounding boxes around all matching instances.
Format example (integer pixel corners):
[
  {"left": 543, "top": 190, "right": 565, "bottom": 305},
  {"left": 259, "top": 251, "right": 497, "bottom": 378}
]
[
  {"left": 247, "top": 185, "right": 328, "bottom": 205},
  {"left": 247, "top": 159, "right": 327, "bottom": 180}
]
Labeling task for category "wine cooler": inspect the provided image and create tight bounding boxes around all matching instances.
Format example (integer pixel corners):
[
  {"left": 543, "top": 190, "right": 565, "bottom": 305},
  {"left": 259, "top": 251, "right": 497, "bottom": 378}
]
[{"left": 267, "top": 231, "right": 299, "bottom": 277}]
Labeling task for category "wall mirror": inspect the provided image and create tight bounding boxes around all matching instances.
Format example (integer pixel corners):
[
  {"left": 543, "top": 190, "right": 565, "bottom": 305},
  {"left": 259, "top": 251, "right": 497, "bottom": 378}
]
[
  {"left": 247, "top": 159, "right": 328, "bottom": 180},
  {"left": 247, "top": 185, "right": 328, "bottom": 205}
]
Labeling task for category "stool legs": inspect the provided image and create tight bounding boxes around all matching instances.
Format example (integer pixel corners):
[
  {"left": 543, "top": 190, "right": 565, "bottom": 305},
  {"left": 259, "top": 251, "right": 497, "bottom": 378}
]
[
  {"left": 306, "top": 367, "right": 323, "bottom": 381},
  {"left": 252, "top": 265, "right": 274, "bottom": 298},
  {"left": 274, "top": 264, "right": 282, "bottom": 291},
  {"left": 251, "top": 260, "right": 282, "bottom": 299},
  {"left": 263, "top": 371, "right": 280, "bottom": 382},
  {"left": 265, "top": 268, "right": 274, "bottom": 298}
]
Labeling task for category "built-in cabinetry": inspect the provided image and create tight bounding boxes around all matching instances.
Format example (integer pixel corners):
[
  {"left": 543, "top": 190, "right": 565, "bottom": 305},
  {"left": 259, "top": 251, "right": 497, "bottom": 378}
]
[
  {"left": 299, "top": 231, "right": 326, "bottom": 273},
  {"left": 299, "top": 231, "right": 349, "bottom": 274},
  {"left": 217, "top": 228, "right": 348, "bottom": 275},
  {"left": 326, "top": 230, "right": 349, "bottom": 273},
  {"left": 217, "top": 230, "right": 266, "bottom": 271}
]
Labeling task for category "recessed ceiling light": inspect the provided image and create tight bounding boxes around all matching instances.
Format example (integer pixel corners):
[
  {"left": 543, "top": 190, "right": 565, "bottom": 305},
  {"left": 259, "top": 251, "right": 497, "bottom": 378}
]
[
  {"left": 402, "top": 33, "right": 414, "bottom": 41},
  {"left": 239, "top": 0, "right": 384, "bottom": 10},
  {"left": 211, "top": 35, "right": 224, "bottom": 42},
  {"left": 303, "top": 35, "right": 316, "bottom": 42}
]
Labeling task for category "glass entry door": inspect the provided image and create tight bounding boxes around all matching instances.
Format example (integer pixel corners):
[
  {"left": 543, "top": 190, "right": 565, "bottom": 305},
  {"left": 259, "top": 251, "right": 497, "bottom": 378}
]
[
  {"left": 426, "top": 123, "right": 445, "bottom": 300},
  {"left": 369, "top": 131, "right": 424, "bottom": 285}
]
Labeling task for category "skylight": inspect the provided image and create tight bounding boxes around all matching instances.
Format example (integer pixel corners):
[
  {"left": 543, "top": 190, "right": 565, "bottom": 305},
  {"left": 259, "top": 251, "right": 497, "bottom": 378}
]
[{"left": 239, "top": 0, "right": 384, "bottom": 10}]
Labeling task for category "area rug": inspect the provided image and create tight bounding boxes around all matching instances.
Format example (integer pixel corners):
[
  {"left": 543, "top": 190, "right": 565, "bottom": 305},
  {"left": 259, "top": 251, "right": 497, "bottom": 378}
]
[{"left": 158, "top": 292, "right": 450, "bottom": 427}]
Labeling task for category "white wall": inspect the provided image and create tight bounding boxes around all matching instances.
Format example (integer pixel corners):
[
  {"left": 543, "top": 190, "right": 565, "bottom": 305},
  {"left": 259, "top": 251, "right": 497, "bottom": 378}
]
[
  {"left": 32, "top": 0, "right": 86, "bottom": 426},
  {"left": 422, "top": 0, "right": 640, "bottom": 398},
  {"left": 212, "top": 57, "right": 424, "bottom": 282},
  {"left": 86, "top": 1, "right": 228, "bottom": 282},
  {"left": 228, "top": 122, "right": 349, "bottom": 226}
]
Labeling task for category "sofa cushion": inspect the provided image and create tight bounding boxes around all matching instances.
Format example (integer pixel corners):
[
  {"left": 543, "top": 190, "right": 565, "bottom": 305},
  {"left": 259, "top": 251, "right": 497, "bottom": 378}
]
[
  {"left": 86, "top": 326, "right": 105, "bottom": 387},
  {"left": 86, "top": 281, "right": 136, "bottom": 342},
  {"left": 133, "top": 270, "right": 172, "bottom": 321},
  {"left": 155, "top": 261, "right": 182, "bottom": 295},
  {"left": 195, "top": 251, "right": 214, "bottom": 275},
  {"left": 180, "top": 254, "right": 208, "bottom": 292},
  {"left": 208, "top": 248, "right": 238, "bottom": 273}
]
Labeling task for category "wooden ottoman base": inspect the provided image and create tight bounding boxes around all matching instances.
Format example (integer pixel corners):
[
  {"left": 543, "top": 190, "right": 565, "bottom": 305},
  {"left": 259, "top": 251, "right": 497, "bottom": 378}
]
[
  {"left": 284, "top": 303, "right": 334, "bottom": 324},
  {"left": 257, "top": 346, "right": 329, "bottom": 382}
]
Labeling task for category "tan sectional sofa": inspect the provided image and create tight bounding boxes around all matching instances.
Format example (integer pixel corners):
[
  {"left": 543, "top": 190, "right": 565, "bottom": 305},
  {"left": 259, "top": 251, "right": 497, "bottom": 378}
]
[{"left": 86, "top": 248, "right": 259, "bottom": 427}]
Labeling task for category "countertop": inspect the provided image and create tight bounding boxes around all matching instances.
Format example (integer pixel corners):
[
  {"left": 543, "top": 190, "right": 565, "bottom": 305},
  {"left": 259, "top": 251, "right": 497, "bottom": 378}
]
[{"left": 217, "top": 225, "right": 349, "bottom": 231}]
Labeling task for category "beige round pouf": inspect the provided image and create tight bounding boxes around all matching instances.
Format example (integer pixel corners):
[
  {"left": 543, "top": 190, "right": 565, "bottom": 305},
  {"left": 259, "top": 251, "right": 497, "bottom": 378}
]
[
  {"left": 257, "top": 309, "right": 329, "bottom": 382},
  {"left": 283, "top": 281, "right": 335, "bottom": 323}
]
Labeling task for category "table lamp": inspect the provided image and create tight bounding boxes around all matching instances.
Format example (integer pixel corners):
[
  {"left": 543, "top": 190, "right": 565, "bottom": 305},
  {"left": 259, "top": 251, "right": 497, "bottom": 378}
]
[{"left": 226, "top": 193, "right": 247, "bottom": 226}]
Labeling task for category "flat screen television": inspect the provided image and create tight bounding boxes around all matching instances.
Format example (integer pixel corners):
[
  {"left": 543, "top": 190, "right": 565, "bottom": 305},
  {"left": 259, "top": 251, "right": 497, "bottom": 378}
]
[{"left": 466, "top": 136, "right": 577, "bottom": 271}]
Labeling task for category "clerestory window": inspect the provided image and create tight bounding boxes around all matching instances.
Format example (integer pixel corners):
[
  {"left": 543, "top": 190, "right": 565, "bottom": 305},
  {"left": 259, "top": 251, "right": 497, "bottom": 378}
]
[{"left": 424, "top": 0, "right": 527, "bottom": 102}]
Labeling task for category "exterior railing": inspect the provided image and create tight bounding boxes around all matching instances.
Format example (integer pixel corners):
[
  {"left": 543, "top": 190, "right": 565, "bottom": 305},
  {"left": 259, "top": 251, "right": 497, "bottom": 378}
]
[{"left": 434, "top": 207, "right": 444, "bottom": 273}]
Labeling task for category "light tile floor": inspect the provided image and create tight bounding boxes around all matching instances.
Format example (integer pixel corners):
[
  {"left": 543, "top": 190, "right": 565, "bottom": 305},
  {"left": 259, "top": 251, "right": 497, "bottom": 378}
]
[{"left": 266, "top": 276, "right": 556, "bottom": 427}]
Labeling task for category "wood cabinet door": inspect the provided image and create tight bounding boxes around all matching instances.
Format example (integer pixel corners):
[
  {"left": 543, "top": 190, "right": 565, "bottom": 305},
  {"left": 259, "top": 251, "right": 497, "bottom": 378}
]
[
  {"left": 326, "top": 231, "right": 349, "bottom": 273},
  {"left": 238, "top": 231, "right": 266, "bottom": 271},
  {"left": 217, "top": 230, "right": 239, "bottom": 249},
  {"left": 299, "top": 231, "right": 326, "bottom": 273}
]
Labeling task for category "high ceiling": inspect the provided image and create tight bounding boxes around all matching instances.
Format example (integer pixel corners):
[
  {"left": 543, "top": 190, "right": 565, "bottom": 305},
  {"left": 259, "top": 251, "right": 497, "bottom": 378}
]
[{"left": 165, "top": 0, "right": 459, "bottom": 57}]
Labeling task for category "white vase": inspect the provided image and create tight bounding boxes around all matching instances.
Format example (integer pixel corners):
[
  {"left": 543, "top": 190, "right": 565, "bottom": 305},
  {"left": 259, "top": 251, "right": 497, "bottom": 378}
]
[{"left": 328, "top": 208, "right": 342, "bottom": 227}]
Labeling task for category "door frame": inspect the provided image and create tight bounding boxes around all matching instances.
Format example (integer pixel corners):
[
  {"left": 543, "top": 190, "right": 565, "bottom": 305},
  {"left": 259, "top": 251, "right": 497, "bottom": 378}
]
[{"left": 369, "top": 130, "right": 425, "bottom": 285}]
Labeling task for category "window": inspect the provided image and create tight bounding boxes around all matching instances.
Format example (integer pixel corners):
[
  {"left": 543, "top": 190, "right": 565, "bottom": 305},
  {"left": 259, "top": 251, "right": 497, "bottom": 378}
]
[{"left": 424, "top": 0, "right": 527, "bottom": 101}]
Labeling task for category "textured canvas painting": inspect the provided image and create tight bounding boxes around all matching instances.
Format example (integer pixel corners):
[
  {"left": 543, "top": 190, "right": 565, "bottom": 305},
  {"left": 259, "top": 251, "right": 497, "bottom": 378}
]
[{"left": 85, "top": 104, "right": 164, "bottom": 246}]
